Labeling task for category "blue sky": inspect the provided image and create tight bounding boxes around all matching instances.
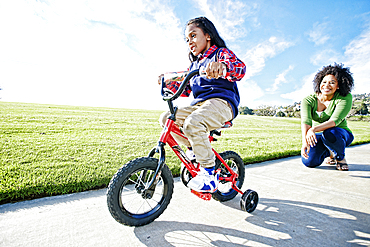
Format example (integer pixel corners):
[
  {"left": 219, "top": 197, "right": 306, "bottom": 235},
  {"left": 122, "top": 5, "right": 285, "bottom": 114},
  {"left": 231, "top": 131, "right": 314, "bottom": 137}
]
[{"left": 1, "top": 0, "right": 369, "bottom": 111}]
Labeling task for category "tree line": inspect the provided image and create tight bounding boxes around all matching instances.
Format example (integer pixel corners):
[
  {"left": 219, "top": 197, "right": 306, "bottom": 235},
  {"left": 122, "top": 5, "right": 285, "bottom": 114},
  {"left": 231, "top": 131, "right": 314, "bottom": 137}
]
[{"left": 239, "top": 93, "right": 369, "bottom": 118}]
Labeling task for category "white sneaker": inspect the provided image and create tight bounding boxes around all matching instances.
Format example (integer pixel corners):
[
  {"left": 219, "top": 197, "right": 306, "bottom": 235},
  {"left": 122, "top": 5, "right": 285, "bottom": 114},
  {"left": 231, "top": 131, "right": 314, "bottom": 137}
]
[
  {"left": 187, "top": 167, "right": 219, "bottom": 193},
  {"left": 186, "top": 149, "right": 196, "bottom": 162}
]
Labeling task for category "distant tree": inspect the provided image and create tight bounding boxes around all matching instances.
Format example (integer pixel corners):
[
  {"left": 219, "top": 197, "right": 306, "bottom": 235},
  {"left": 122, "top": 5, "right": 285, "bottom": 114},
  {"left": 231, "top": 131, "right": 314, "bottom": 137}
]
[
  {"left": 239, "top": 106, "right": 254, "bottom": 115},
  {"left": 348, "top": 108, "right": 357, "bottom": 117},
  {"left": 285, "top": 106, "right": 295, "bottom": 117},
  {"left": 276, "top": 111, "right": 286, "bottom": 117},
  {"left": 358, "top": 102, "right": 369, "bottom": 115},
  {"left": 254, "top": 105, "right": 276, "bottom": 116},
  {"left": 293, "top": 111, "right": 301, "bottom": 118}
]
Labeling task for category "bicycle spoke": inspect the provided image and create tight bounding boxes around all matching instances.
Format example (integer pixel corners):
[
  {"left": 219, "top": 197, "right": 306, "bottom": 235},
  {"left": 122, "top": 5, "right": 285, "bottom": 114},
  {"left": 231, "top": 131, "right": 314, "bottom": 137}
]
[
  {"left": 143, "top": 170, "right": 154, "bottom": 189},
  {"left": 120, "top": 190, "right": 137, "bottom": 196},
  {"left": 144, "top": 199, "right": 155, "bottom": 211},
  {"left": 136, "top": 170, "right": 147, "bottom": 186},
  {"left": 128, "top": 177, "right": 140, "bottom": 186},
  {"left": 136, "top": 200, "right": 148, "bottom": 214}
]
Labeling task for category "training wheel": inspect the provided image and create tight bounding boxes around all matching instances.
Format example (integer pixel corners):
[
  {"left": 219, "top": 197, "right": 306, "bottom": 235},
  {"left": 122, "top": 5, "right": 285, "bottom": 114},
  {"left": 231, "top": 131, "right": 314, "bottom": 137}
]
[{"left": 240, "top": 189, "right": 258, "bottom": 213}]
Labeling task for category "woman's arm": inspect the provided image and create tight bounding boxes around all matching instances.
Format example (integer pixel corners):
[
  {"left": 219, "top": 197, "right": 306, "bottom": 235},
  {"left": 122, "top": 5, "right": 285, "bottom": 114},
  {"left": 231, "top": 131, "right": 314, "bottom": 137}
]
[
  {"left": 304, "top": 120, "right": 336, "bottom": 149},
  {"left": 329, "top": 93, "right": 352, "bottom": 126},
  {"left": 310, "top": 120, "right": 336, "bottom": 133},
  {"left": 301, "top": 121, "right": 335, "bottom": 158},
  {"left": 301, "top": 123, "right": 311, "bottom": 159}
]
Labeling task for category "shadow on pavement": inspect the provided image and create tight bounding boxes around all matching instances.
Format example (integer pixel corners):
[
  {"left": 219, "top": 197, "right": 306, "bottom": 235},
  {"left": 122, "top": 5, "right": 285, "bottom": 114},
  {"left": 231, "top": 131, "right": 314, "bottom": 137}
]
[{"left": 134, "top": 198, "right": 370, "bottom": 246}]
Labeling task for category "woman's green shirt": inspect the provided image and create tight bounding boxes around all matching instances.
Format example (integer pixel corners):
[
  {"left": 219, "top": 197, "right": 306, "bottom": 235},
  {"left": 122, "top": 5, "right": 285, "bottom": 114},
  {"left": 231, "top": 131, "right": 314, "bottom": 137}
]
[{"left": 301, "top": 92, "right": 352, "bottom": 132}]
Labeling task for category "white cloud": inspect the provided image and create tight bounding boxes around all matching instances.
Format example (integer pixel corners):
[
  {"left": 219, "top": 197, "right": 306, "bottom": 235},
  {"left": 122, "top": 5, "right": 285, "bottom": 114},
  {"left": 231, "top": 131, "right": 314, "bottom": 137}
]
[
  {"left": 281, "top": 72, "right": 316, "bottom": 103},
  {"left": 310, "top": 49, "right": 341, "bottom": 66},
  {"left": 0, "top": 0, "right": 189, "bottom": 110},
  {"left": 193, "top": 0, "right": 258, "bottom": 41},
  {"left": 242, "top": 37, "right": 294, "bottom": 80},
  {"left": 343, "top": 24, "right": 370, "bottom": 94},
  {"left": 266, "top": 65, "right": 294, "bottom": 93},
  {"left": 238, "top": 79, "right": 264, "bottom": 108},
  {"left": 307, "top": 21, "right": 330, "bottom": 46}
]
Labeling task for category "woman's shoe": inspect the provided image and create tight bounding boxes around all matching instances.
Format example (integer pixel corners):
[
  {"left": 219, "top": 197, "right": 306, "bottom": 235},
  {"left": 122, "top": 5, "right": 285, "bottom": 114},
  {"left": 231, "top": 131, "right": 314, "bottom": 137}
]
[
  {"left": 325, "top": 157, "right": 337, "bottom": 165},
  {"left": 336, "top": 161, "right": 349, "bottom": 171},
  {"left": 325, "top": 150, "right": 336, "bottom": 165}
]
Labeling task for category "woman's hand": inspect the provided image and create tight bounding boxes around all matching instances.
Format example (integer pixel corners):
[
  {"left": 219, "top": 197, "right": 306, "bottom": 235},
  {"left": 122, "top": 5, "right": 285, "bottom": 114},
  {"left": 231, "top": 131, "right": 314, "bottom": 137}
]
[
  {"left": 305, "top": 128, "right": 317, "bottom": 147},
  {"left": 301, "top": 142, "right": 310, "bottom": 159},
  {"left": 205, "top": 62, "right": 227, "bottom": 79}
]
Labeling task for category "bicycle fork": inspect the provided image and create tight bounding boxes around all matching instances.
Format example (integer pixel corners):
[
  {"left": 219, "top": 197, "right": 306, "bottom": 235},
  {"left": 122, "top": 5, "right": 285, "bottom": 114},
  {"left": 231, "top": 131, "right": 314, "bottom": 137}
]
[{"left": 145, "top": 116, "right": 177, "bottom": 199}]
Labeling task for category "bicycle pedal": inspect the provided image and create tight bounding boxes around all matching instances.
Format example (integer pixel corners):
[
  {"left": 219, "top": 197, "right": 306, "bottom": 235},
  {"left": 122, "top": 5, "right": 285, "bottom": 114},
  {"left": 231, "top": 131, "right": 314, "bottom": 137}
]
[{"left": 191, "top": 190, "right": 212, "bottom": 201}]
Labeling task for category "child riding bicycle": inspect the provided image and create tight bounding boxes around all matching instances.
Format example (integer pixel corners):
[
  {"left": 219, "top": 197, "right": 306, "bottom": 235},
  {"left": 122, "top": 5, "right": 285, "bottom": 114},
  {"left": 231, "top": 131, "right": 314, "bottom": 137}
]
[{"left": 159, "top": 17, "right": 246, "bottom": 193}]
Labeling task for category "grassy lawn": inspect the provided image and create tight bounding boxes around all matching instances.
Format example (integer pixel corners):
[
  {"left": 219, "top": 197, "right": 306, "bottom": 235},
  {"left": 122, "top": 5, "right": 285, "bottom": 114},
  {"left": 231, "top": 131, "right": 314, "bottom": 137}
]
[{"left": 1, "top": 102, "right": 370, "bottom": 204}]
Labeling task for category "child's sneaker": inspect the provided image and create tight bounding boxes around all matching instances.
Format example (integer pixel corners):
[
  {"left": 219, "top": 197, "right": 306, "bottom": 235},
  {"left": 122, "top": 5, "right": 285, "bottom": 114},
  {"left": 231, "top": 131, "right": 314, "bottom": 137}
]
[
  {"left": 186, "top": 148, "right": 196, "bottom": 162},
  {"left": 187, "top": 166, "right": 219, "bottom": 193}
]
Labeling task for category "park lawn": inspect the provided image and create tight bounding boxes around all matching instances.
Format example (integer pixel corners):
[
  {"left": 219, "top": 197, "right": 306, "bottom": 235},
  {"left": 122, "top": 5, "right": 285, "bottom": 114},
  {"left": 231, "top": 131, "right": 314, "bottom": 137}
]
[{"left": 1, "top": 102, "right": 369, "bottom": 204}]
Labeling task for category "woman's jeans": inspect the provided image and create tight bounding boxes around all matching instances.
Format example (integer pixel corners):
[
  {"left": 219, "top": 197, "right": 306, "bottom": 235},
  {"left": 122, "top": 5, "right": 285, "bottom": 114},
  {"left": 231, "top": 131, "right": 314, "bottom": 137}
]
[{"left": 302, "top": 127, "right": 354, "bottom": 168}]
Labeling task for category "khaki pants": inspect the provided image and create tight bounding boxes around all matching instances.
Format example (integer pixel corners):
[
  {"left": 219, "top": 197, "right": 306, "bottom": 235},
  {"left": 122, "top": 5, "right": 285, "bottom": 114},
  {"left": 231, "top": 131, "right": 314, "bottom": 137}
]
[{"left": 159, "top": 98, "right": 233, "bottom": 168}]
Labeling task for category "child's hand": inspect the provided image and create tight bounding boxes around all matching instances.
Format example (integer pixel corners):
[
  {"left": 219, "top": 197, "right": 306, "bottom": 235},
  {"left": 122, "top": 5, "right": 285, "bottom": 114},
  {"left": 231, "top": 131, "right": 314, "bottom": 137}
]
[
  {"left": 205, "top": 62, "right": 227, "bottom": 79},
  {"left": 158, "top": 74, "right": 164, "bottom": 85}
]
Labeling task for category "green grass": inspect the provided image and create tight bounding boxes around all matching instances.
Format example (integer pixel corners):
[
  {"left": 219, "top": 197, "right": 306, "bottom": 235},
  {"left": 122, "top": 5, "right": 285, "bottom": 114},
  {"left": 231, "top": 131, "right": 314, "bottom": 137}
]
[{"left": 1, "top": 102, "right": 370, "bottom": 204}]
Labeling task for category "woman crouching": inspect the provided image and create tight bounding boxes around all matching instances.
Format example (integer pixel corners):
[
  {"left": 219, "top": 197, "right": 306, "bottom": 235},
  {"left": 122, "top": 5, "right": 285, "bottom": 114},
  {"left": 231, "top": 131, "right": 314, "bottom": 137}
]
[{"left": 301, "top": 63, "right": 354, "bottom": 171}]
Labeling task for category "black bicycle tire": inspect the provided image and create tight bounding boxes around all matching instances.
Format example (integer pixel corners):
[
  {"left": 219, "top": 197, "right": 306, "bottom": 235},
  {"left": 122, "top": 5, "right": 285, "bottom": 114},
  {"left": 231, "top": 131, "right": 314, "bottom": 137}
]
[{"left": 106, "top": 157, "right": 174, "bottom": 226}]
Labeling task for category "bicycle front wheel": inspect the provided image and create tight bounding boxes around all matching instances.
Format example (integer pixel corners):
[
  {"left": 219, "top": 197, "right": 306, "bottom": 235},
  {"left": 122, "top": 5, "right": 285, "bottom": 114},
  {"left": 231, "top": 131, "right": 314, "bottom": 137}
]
[{"left": 107, "top": 157, "right": 174, "bottom": 226}]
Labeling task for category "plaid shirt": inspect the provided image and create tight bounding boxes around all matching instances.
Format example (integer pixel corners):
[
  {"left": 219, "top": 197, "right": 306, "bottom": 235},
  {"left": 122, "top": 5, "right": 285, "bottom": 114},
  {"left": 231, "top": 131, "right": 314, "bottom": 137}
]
[{"left": 165, "top": 45, "right": 246, "bottom": 97}]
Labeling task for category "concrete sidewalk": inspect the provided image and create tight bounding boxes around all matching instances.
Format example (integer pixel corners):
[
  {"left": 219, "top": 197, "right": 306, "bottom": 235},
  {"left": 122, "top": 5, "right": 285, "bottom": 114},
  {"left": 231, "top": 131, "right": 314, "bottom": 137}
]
[{"left": 1, "top": 143, "right": 370, "bottom": 247}]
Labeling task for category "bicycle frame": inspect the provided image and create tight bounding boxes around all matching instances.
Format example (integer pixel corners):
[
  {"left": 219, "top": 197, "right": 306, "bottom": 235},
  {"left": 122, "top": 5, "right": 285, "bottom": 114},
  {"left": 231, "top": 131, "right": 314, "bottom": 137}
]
[{"left": 147, "top": 108, "right": 243, "bottom": 196}]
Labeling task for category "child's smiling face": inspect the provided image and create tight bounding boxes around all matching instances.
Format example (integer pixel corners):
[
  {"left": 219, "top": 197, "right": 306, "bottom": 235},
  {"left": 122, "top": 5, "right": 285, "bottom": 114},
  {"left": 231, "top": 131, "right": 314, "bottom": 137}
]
[{"left": 185, "top": 23, "right": 211, "bottom": 57}]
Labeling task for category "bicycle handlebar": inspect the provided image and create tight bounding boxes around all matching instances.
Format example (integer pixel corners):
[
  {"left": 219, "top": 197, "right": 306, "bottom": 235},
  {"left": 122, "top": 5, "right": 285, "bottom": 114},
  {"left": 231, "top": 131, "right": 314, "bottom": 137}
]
[{"left": 161, "top": 69, "right": 199, "bottom": 102}]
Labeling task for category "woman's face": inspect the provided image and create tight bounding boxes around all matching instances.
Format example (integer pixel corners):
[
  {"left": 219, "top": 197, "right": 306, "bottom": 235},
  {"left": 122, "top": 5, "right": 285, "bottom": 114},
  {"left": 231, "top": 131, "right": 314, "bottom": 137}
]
[
  {"left": 320, "top": 74, "right": 339, "bottom": 96},
  {"left": 185, "top": 23, "right": 211, "bottom": 57}
]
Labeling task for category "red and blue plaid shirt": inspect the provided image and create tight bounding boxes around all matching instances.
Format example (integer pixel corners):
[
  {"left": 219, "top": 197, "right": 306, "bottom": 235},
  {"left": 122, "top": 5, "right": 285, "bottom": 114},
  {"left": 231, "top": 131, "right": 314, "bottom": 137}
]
[{"left": 165, "top": 45, "right": 246, "bottom": 97}]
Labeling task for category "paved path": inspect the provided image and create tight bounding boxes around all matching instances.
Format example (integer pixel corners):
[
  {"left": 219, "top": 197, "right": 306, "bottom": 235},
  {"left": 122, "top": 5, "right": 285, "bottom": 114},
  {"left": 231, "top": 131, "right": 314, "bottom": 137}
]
[{"left": 1, "top": 144, "right": 370, "bottom": 246}]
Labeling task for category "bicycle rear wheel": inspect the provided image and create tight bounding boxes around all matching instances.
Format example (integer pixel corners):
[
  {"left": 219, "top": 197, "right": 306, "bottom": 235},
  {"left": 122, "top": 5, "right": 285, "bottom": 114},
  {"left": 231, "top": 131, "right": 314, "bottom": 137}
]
[
  {"left": 212, "top": 151, "right": 245, "bottom": 202},
  {"left": 107, "top": 157, "right": 174, "bottom": 226}
]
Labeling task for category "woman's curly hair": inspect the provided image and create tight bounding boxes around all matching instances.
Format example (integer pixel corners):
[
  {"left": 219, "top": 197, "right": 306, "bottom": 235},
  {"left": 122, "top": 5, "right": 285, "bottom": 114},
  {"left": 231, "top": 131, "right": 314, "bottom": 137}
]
[{"left": 313, "top": 63, "right": 354, "bottom": 96}]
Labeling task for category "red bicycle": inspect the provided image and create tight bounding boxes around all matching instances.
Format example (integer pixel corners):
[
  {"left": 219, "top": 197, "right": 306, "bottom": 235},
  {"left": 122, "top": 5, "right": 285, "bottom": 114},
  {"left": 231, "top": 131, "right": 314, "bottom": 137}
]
[{"left": 107, "top": 69, "right": 258, "bottom": 226}]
